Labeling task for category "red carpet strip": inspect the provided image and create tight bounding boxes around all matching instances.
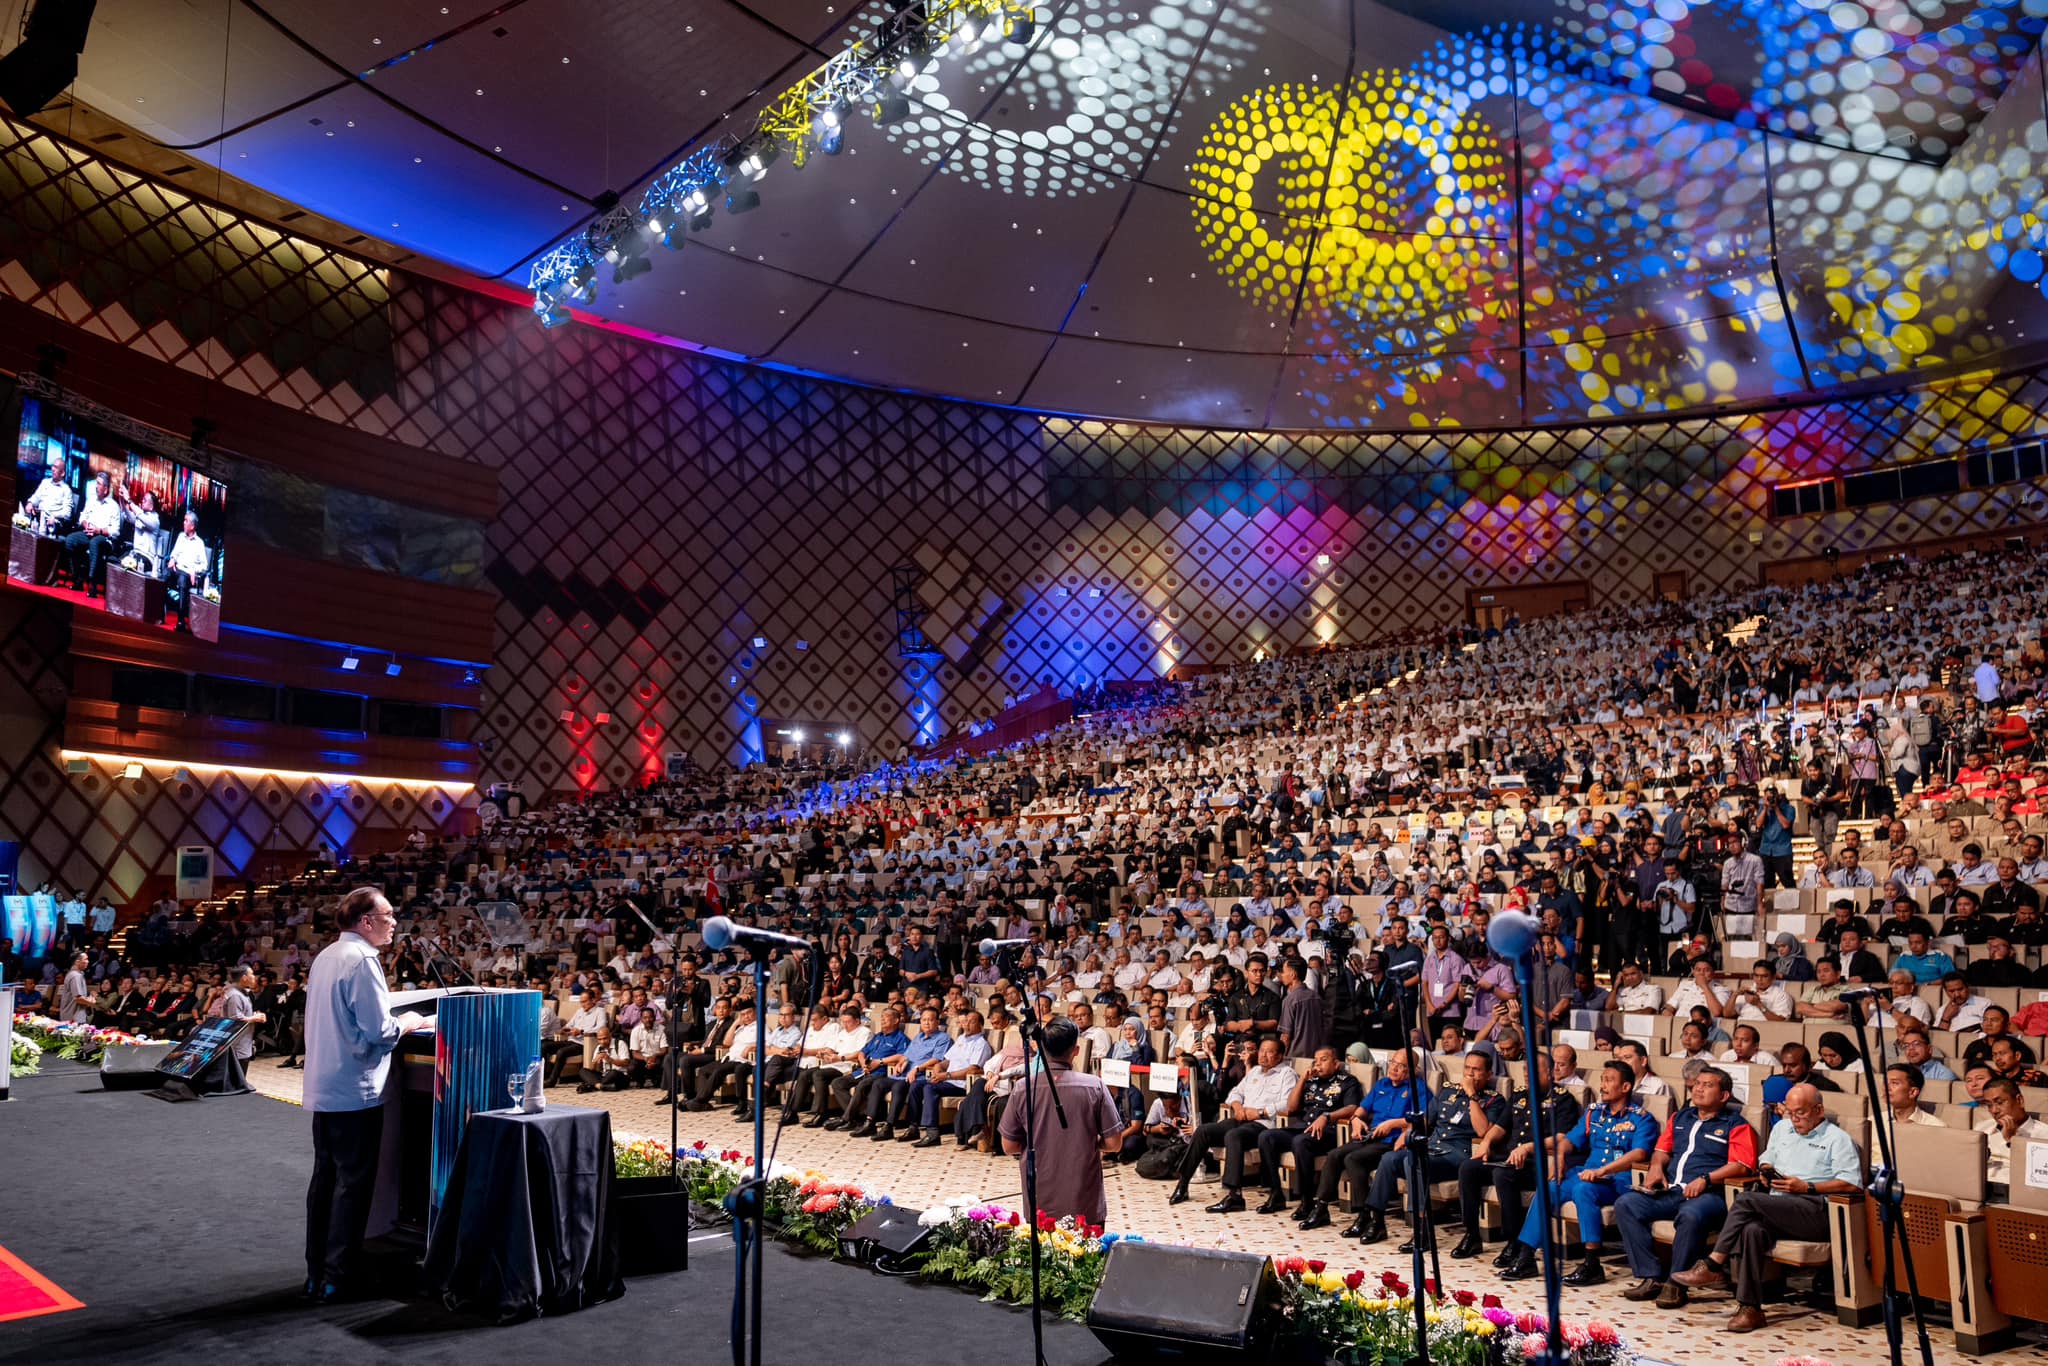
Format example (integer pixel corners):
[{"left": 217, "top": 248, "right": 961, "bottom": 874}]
[{"left": 0, "top": 1243, "right": 84, "bottom": 1323}]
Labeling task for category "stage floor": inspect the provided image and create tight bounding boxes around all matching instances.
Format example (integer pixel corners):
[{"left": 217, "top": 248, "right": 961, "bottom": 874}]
[
  {"left": 0, "top": 1060, "right": 1107, "bottom": 1366},
  {"left": 241, "top": 1058, "right": 2048, "bottom": 1366}
]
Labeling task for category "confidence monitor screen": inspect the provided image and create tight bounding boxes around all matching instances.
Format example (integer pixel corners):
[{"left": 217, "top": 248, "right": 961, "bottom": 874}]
[{"left": 11, "top": 396, "right": 229, "bottom": 641}]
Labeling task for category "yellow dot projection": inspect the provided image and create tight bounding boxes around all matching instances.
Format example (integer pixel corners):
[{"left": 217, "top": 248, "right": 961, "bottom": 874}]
[
  {"left": 1187, "top": 82, "right": 1340, "bottom": 312},
  {"left": 1188, "top": 70, "right": 1511, "bottom": 344}
]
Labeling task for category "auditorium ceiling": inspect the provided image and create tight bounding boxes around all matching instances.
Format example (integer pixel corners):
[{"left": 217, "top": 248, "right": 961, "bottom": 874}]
[{"left": 59, "top": 0, "right": 2048, "bottom": 428}]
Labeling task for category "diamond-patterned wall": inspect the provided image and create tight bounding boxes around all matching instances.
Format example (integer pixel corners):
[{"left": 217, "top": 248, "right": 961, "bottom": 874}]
[{"left": 8, "top": 115, "right": 2048, "bottom": 898}]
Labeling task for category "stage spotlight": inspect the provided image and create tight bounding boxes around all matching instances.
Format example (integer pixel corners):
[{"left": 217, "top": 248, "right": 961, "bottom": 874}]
[
  {"left": 569, "top": 260, "right": 598, "bottom": 302},
  {"left": 837, "top": 731, "right": 852, "bottom": 747},
  {"left": 817, "top": 121, "right": 844, "bottom": 156},
  {"left": 341, "top": 655, "right": 360, "bottom": 671},
  {"left": 820, "top": 98, "right": 847, "bottom": 129},
  {"left": 613, "top": 251, "right": 652, "bottom": 283},
  {"left": 738, "top": 145, "right": 777, "bottom": 180},
  {"left": 0, "top": 0, "right": 97, "bottom": 119},
  {"left": 681, "top": 185, "right": 711, "bottom": 216},
  {"left": 791, "top": 728, "right": 805, "bottom": 743},
  {"left": 538, "top": 300, "right": 571, "bottom": 327},
  {"left": 1005, "top": 12, "right": 1034, "bottom": 44},
  {"left": 725, "top": 187, "right": 760, "bottom": 215},
  {"left": 874, "top": 93, "right": 912, "bottom": 125}
]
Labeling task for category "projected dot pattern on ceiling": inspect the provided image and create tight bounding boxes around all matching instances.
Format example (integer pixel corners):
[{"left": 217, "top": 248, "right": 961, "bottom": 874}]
[{"left": 872, "top": 0, "right": 1265, "bottom": 196}]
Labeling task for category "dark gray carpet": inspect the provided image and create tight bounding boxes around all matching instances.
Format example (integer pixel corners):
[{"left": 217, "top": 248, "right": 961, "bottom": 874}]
[{"left": 0, "top": 1063, "right": 1109, "bottom": 1366}]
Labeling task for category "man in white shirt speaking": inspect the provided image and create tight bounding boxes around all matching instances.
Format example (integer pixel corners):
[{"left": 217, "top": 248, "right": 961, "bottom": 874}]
[
  {"left": 64, "top": 470, "right": 124, "bottom": 597},
  {"left": 302, "top": 888, "right": 426, "bottom": 1303}
]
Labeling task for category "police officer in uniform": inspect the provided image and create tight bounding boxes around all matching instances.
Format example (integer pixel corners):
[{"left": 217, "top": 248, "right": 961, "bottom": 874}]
[
  {"left": 1453, "top": 1051, "right": 1582, "bottom": 1263},
  {"left": 1501, "top": 1059, "right": 1659, "bottom": 1282},
  {"left": 1254, "top": 1046, "right": 1364, "bottom": 1216},
  {"left": 1317, "top": 1047, "right": 1430, "bottom": 1234},
  {"left": 1352, "top": 1051, "right": 1510, "bottom": 1246}
]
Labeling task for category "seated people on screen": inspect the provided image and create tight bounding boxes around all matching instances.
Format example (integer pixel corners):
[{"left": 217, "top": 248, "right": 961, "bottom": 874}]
[
  {"left": 65, "top": 470, "right": 125, "bottom": 597},
  {"left": 120, "top": 486, "right": 168, "bottom": 574},
  {"left": 167, "top": 511, "right": 211, "bottom": 630},
  {"left": 23, "top": 457, "right": 71, "bottom": 531}
]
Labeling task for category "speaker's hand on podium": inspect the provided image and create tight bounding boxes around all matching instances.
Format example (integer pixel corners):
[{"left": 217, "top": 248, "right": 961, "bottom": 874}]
[{"left": 396, "top": 1011, "right": 430, "bottom": 1033}]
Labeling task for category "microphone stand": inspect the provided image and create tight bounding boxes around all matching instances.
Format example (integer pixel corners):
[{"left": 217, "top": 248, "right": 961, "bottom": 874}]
[
  {"left": 1400, "top": 976, "right": 1441, "bottom": 1360},
  {"left": 999, "top": 944, "right": 1062, "bottom": 1366},
  {"left": 620, "top": 900, "right": 684, "bottom": 1192},
  {"left": 1511, "top": 949, "right": 1567, "bottom": 1366},
  {"left": 727, "top": 938, "right": 774, "bottom": 1366},
  {"left": 1844, "top": 994, "right": 1935, "bottom": 1366}
]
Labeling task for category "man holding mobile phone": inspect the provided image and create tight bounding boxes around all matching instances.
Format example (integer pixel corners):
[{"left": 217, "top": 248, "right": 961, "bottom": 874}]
[{"left": 1672, "top": 1082, "right": 1862, "bottom": 1332}]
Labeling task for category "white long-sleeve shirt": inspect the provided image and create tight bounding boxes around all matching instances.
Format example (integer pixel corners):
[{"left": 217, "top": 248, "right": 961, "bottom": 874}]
[
  {"left": 303, "top": 931, "right": 405, "bottom": 1112},
  {"left": 1225, "top": 1063, "right": 1299, "bottom": 1129},
  {"left": 169, "top": 531, "right": 210, "bottom": 577},
  {"left": 78, "top": 486, "right": 122, "bottom": 537},
  {"left": 25, "top": 476, "right": 72, "bottom": 527}
]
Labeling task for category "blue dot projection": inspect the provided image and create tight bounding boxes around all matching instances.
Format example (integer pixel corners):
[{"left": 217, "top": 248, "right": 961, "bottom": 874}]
[{"left": 1183, "top": 8, "right": 2048, "bottom": 428}]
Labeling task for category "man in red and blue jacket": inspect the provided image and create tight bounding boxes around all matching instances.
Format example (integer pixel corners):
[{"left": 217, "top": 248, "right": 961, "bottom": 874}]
[{"left": 1611, "top": 1065, "right": 1759, "bottom": 1308}]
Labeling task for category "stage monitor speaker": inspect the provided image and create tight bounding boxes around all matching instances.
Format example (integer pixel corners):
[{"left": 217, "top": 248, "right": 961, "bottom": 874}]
[
  {"left": 99, "top": 1040, "right": 176, "bottom": 1089},
  {"left": 1086, "top": 1241, "right": 1278, "bottom": 1364},
  {"left": 837, "top": 1203, "right": 931, "bottom": 1264}
]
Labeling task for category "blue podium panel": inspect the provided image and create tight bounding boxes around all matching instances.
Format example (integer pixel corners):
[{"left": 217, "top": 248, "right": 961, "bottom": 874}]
[{"left": 431, "top": 989, "right": 542, "bottom": 1221}]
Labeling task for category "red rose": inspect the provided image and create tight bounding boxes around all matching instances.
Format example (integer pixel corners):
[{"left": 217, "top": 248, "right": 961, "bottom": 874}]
[
  {"left": 1010, "top": 1212, "right": 1022, "bottom": 1226},
  {"left": 1381, "top": 1271, "right": 1403, "bottom": 1287},
  {"left": 1454, "top": 1290, "right": 1476, "bottom": 1307},
  {"left": 1344, "top": 1271, "right": 1366, "bottom": 1291},
  {"left": 1306, "top": 1260, "right": 1326, "bottom": 1274},
  {"left": 1482, "top": 1294, "right": 1503, "bottom": 1309},
  {"left": 693, "top": 1140, "right": 707, "bottom": 1151},
  {"left": 1424, "top": 1278, "right": 1438, "bottom": 1297},
  {"left": 1392, "top": 1282, "right": 1410, "bottom": 1298},
  {"left": 1037, "top": 1212, "right": 1056, "bottom": 1232}
]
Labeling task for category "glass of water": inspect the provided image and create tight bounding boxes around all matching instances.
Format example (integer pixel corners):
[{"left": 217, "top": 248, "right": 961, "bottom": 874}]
[{"left": 508, "top": 1071, "right": 528, "bottom": 1111}]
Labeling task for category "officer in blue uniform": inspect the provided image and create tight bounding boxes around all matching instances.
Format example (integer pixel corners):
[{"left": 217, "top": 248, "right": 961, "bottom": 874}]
[
  {"left": 1352, "top": 1051, "right": 1509, "bottom": 1247},
  {"left": 1501, "top": 1058, "right": 1658, "bottom": 1282},
  {"left": 1315, "top": 1047, "right": 1431, "bottom": 1234}
]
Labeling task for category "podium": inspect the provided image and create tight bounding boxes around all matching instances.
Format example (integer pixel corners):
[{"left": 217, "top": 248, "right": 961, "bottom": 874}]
[
  {"left": 106, "top": 564, "right": 166, "bottom": 626},
  {"left": 366, "top": 987, "right": 541, "bottom": 1239}
]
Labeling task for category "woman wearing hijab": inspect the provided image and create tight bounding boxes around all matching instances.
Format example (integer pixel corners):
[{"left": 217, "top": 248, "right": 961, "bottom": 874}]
[{"left": 1815, "top": 1030, "right": 1866, "bottom": 1077}]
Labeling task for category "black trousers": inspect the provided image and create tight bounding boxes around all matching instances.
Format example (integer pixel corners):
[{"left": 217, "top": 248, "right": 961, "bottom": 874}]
[
  {"left": 952, "top": 1077, "right": 995, "bottom": 1139},
  {"left": 736, "top": 1055, "right": 795, "bottom": 1107},
  {"left": 63, "top": 530, "right": 117, "bottom": 590},
  {"left": 1178, "top": 1119, "right": 1264, "bottom": 1189},
  {"left": 306, "top": 1106, "right": 385, "bottom": 1288},
  {"left": 1457, "top": 1157, "right": 1534, "bottom": 1240},
  {"left": 831, "top": 1069, "right": 890, "bottom": 1120},
  {"left": 168, "top": 568, "right": 200, "bottom": 626},
  {"left": 696, "top": 1058, "right": 749, "bottom": 1104},
  {"left": 1316, "top": 1138, "right": 1392, "bottom": 1209},
  {"left": 1255, "top": 1127, "right": 1339, "bottom": 1197},
  {"left": 786, "top": 1065, "right": 841, "bottom": 1115}
]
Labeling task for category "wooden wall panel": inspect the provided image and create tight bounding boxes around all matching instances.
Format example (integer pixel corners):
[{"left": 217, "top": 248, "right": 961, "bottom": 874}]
[
  {"left": 218, "top": 543, "right": 497, "bottom": 665},
  {"left": 64, "top": 698, "right": 478, "bottom": 784}
]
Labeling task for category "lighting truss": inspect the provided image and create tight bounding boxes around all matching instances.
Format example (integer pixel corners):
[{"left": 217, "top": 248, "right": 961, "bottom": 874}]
[{"left": 527, "top": 0, "right": 1034, "bottom": 327}]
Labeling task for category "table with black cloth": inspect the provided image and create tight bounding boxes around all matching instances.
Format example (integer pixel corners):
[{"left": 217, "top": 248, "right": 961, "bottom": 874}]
[{"left": 422, "top": 1104, "right": 624, "bottom": 1322}]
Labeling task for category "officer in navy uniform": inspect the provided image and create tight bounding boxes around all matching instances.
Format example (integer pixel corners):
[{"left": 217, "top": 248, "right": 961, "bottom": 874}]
[
  {"left": 1611, "top": 1065, "right": 1759, "bottom": 1307},
  {"left": 1254, "top": 1045, "right": 1365, "bottom": 1216},
  {"left": 1501, "top": 1058, "right": 1659, "bottom": 1282},
  {"left": 1452, "top": 1051, "right": 1583, "bottom": 1263},
  {"left": 1352, "top": 1051, "right": 1510, "bottom": 1247}
]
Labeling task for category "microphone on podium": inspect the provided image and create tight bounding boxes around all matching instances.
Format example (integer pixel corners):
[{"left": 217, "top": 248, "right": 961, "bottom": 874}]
[
  {"left": 978, "top": 937, "right": 1033, "bottom": 957},
  {"left": 1486, "top": 909, "right": 1543, "bottom": 963},
  {"left": 701, "top": 916, "right": 810, "bottom": 954}
]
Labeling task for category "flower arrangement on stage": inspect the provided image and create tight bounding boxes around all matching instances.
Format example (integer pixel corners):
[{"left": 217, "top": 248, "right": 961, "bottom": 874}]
[
  {"left": 611, "top": 1135, "right": 1638, "bottom": 1361},
  {"left": 11, "top": 1030, "right": 42, "bottom": 1076},
  {"left": 11, "top": 1013, "right": 153, "bottom": 1064},
  {"left": 920, "top": 1204, "right": 1113, "bottom": 1320}
]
